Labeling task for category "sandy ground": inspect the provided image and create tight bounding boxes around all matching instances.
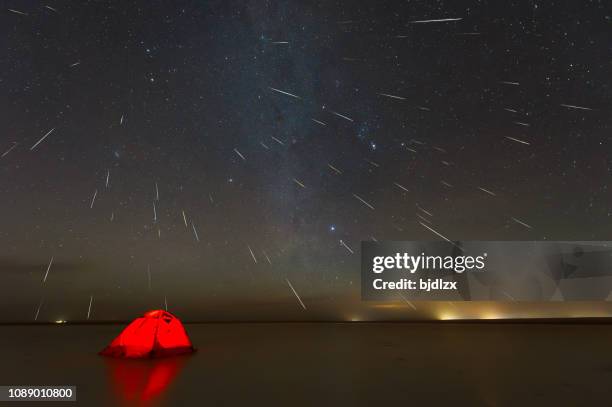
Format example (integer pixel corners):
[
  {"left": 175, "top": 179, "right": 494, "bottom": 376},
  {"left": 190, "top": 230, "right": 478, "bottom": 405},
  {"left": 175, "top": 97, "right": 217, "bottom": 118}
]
[{"left": 1, "top": 322, "right": 611, "bottom": 406}]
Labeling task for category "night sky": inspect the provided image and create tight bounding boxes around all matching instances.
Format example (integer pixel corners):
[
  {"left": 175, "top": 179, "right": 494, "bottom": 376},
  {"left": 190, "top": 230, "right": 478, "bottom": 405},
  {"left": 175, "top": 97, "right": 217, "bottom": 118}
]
[{"left": 2, "top": 1, "right": 611, "bottom": 322}]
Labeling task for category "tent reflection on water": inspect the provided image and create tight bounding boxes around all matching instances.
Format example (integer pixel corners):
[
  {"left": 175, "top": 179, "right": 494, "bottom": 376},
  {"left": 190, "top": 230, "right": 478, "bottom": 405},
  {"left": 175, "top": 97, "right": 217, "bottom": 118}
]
[{"left": 104, "top": 355, "right": 190, "bottom": 404}]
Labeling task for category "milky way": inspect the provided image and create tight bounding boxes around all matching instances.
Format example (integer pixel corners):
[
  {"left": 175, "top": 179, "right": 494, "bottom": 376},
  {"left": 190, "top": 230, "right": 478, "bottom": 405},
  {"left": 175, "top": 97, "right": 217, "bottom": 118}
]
[{"left": 2, "top": 1, "right": 611, "bottom": 321}]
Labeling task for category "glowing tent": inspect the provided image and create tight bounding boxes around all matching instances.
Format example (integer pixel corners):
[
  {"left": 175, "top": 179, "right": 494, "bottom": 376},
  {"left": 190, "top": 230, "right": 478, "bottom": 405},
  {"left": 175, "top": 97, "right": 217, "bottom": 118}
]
[{"left": 100, "top": 310, "right": 195, "bottom": 358}]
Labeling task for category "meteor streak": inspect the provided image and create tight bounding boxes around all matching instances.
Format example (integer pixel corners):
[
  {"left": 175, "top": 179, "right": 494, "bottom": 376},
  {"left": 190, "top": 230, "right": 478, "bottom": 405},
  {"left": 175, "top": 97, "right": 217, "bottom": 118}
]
[
  {"left": 271, "top": 136, "right": 285, "bottom": 145},
  {"left": 393, "top": 182, "right": 410, "bottom": 192},
  {"left": 286, "top": 278, "right": 307, "bottom": 310},
  {"left": 416, "top": 203, "right": 433, "bottom": 217},
  {"left": 353, "top": 194, "right": 375, "bottom": 210},
  {"left": 511, "top": 217, "right": 533, "bottom": 229},
  {"left": 505, "top": 136, "right": 530, "bottom": 145},
  {"left": 560, "top": 104, "right": 593, "bottom": 111},
  {"left": 43, "top": 256, "right": 53, "bottom": 283},
  {"left": 339, "top": 240, "right": 354, "bottom": 254},
  {"left": 1, "top": 142, "right": 18, "bottom": 158},
  {"left": 478, "top": 187, "right": 496, "bottom": 196},
  {"left": 34, "top": 298, "right": 44, "bottom": 321},
  {"left": 90, "top": 190, "right": 97, "bottom": 208},
  {"left": 30, "top": 128, "right": 55, "bottom": 150},
  {"left": 8, "top": 9, "right": 28, "bottom": 16},
  {"left": 234, "top": 148, "right": 246, "bottom": 161},
  {"left": 268, "top": 87, "right": 301, "bottom": 99},
  {"left": 191, "top": 222, "right": 200, "bottom": 241},
  {"left": 419, "top": 222, "right": 453, "bottom": 244},
  {"left": 248, "top": 245, "right": 258, "bottom": 264},
  {"left": 329, "top": 110, "right": 354, "bottom": 122},
  {"left": 87, "top": 296, "right": 93, "bottom": 320},
  {"left": 409, "top": 17, "right": 462, "bottom": 23},
  {"left": 378, "top": 93, "right": 406, "bottom": 100},
  {"left": 328, "top": 163, "right": 342, "bottom": 174}
]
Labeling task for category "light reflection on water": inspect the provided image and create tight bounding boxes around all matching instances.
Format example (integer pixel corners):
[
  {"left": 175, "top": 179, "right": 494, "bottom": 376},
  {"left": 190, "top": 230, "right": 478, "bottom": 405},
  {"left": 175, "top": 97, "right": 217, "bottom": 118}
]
[{"left": 104, "top": 355, "right": 191, "bottom": 406}]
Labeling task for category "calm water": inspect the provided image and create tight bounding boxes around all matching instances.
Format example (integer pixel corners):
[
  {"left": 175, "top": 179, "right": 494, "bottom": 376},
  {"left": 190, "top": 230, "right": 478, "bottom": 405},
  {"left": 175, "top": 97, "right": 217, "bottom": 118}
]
[{"left": 1, "top": 322, "right": 611, "bottom": 406}]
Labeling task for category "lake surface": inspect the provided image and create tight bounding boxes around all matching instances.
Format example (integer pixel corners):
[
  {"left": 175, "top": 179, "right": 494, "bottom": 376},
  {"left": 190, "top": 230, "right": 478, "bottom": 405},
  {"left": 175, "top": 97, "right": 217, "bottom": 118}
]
[{"left": 1, "top": 322, "right": 611, "bottom": 406}]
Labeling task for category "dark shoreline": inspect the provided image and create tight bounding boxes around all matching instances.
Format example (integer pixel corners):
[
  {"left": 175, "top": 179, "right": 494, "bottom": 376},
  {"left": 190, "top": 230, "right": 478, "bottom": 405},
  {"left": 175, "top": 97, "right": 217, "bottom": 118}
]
[{"left": 3, "top": 317, "right": 612, "bottom": 325}]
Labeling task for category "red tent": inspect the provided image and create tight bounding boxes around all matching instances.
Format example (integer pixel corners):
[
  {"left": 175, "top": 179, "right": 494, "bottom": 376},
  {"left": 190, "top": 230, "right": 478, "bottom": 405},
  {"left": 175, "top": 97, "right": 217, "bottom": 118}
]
[{"left": 100, "top": 310, "right": 195, "bottom": 358}]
